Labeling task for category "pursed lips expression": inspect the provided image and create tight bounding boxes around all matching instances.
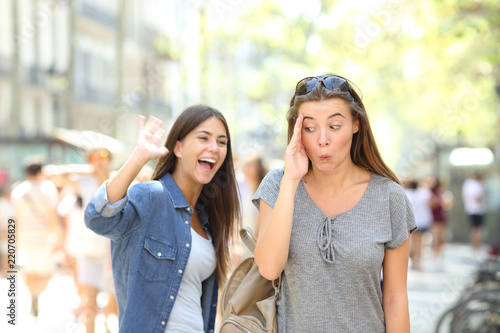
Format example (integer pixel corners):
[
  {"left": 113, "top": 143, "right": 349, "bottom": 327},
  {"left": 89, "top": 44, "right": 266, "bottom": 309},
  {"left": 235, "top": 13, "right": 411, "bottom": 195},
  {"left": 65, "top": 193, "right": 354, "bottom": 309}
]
[{"left": 299, "top": 99, "right": 358, "bottom": 171}]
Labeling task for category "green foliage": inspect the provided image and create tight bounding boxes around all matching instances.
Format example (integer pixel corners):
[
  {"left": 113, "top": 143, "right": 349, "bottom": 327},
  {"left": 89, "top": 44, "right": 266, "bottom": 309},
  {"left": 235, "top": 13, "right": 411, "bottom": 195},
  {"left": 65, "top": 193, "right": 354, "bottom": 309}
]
[{"left": 201, "top": 0, "right": 499, "bottom": 169}]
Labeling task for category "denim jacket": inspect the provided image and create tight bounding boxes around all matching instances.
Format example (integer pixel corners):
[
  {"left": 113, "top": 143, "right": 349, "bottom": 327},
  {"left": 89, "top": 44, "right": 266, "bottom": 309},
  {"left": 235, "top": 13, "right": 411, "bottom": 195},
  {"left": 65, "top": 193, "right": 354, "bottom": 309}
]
[{"left": 84, "top": 173, "right": 218, "bottom": 333}]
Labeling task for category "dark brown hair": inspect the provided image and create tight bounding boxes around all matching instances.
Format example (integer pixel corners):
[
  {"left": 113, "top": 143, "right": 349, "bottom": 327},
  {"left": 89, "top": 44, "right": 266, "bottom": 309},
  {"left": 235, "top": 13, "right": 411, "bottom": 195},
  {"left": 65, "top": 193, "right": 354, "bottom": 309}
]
[
  {"left": 151, "top": 105, "right": 241, "bottom": 284},
  {"left": 287, "top": 74, "right": 400, "bottom": 185}
]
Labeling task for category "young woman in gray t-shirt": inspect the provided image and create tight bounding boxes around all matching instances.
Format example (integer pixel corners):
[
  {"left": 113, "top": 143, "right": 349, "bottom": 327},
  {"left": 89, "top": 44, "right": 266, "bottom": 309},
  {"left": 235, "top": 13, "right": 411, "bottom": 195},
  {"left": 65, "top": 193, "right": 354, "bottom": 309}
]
[{"left": 253, "top": 74, "right": 417, "bottom": 333}]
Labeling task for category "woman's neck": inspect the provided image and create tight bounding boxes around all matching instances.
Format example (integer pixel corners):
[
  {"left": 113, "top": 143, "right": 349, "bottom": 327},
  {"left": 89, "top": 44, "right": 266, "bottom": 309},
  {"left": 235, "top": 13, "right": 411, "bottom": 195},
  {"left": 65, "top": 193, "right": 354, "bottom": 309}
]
[
  {"left": 305, "top": 161, "right": 366, "bottom": 197},
  {"left": 171, "top": 172, "right": 203, "bottom": 208}
]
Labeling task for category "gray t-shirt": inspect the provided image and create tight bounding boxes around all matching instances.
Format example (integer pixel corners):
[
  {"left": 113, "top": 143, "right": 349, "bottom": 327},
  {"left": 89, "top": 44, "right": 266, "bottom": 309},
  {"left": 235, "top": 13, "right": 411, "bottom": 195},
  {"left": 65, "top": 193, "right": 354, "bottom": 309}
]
[{"left": 252, "top": 168, "right": 417, "bottom": 333}]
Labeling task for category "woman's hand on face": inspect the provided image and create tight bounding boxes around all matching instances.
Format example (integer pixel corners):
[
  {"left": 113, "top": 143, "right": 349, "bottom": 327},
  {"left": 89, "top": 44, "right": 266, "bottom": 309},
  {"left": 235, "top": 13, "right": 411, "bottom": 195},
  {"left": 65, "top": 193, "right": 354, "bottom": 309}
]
[
  {"left": 135, "top": 115, "right": 169, "bottom": 161},
  {"left": 284, "top": 114, "right": 309, "bottom": 181}
]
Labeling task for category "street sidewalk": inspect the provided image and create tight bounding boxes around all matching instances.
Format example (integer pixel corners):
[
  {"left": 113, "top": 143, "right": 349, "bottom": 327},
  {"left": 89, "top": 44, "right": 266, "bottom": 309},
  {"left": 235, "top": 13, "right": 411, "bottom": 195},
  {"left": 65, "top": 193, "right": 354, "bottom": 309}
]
[
  {"left": 0, "top": 269, "right": 115, "bottom": 333},
  {"left": 408, "top": 241, "right": 487, "bottom": 333}
]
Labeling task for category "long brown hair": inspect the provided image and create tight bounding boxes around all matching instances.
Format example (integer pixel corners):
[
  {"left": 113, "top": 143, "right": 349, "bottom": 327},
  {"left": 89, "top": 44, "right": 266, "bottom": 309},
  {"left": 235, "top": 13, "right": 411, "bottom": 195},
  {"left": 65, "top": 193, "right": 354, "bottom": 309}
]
[
  {"left": 287, "top": 74, "right": 400, "bottom": 185},
  {"left": 151, "top": 105, "right": 241, "bottom": 285}
]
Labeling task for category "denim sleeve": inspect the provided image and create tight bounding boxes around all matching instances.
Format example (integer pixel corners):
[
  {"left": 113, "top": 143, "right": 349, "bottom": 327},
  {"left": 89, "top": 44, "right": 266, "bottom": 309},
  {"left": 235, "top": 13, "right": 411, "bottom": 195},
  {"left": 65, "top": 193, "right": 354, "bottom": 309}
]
[
  {"left": 84, "top": 181, "right": 150, "bottom": 241},
  {"left": 92, "top": 180, "right": 129, "bottom": 216}
]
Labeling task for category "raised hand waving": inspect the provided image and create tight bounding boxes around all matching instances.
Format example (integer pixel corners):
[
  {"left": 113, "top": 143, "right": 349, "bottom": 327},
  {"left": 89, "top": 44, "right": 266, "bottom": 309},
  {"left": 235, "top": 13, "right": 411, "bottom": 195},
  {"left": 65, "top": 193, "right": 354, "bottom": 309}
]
[{"left": 135, "top": 115, "right": 169, "bottom": 161}]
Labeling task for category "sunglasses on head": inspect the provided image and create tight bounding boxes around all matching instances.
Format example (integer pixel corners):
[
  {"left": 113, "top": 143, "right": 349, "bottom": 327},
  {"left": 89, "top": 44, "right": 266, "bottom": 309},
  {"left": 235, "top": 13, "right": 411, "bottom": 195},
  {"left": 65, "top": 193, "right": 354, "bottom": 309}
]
[{"left": 295, "top": 75, "right": 352, "bottom": 96}]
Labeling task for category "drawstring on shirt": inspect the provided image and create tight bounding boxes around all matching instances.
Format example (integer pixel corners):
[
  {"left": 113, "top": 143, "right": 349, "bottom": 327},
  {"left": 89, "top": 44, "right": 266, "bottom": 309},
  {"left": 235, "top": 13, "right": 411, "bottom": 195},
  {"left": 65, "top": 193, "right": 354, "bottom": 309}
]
[{"left": 317, "top": 217, "right": 336, "bottom": 263}]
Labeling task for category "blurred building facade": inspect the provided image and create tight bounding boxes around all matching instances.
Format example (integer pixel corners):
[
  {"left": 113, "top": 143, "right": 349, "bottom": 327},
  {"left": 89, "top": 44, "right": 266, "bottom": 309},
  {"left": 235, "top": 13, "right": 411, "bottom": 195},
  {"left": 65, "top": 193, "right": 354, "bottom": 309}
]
[{"left": 0, "top": 0, "right": 205, "bottom": 180}]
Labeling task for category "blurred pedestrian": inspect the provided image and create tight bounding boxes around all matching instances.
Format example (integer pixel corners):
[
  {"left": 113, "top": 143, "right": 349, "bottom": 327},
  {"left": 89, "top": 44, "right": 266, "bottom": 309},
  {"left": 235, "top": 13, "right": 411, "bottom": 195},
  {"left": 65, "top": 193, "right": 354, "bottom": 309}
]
[
  {"left": 241, "top": 154, "right": 267, "bottom": 237},
  {"left": 10, "top": 156, "right": 60, "bottom": 318},
  {"left": 85, "top": 105, "right": 240, "bottom": 333},
  {"left": 48, "top": 148, "right": 116, "bottom": 333},
  {"left": 231, "top": 154, "right": 268, "bottom": 263},
  {"left": 429, "top": 178, "right": 452, "bottom": 264},
  {"left": 253, "top": 74, "right": 416, "bottom": 332},
  {"left": 462, "top": 172, "right": 486, "bottom": 258},
  {"left": 75, "top": 148, "right": 116, "bottom": 333},
  {"left": 56, "top": 190, "right": 83, "bottom": 280},
  {"left": 404, "top": 179, "right": 432, "bottom": 271}
]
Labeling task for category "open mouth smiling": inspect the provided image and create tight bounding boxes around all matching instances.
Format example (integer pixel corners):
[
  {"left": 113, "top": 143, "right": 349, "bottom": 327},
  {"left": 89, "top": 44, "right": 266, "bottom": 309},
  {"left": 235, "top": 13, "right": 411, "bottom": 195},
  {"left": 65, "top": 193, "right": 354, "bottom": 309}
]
[{"left": 199, "top": 158, "right": 216, "bottom": 171}]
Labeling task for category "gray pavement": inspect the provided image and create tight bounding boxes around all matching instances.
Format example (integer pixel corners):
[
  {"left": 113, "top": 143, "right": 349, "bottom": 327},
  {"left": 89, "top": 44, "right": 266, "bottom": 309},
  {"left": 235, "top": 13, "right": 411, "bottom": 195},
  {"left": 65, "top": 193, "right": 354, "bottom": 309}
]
[
  {"left": 0, "top": 269, "right": 116, "bottom": 333},
  {"left": 0, "top": 241, "right": 487, "bottom": 333},
  {"left": 408, "top": 242, "right": 485, "bottom": 333}
]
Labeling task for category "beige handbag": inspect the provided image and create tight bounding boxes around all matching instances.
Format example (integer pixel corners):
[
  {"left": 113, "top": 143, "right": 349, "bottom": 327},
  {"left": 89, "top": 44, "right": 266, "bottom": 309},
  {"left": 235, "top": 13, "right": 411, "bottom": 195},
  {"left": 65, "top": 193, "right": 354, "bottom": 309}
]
[{"left": 219, "top": 227, "right": 282, "bottom": 332}]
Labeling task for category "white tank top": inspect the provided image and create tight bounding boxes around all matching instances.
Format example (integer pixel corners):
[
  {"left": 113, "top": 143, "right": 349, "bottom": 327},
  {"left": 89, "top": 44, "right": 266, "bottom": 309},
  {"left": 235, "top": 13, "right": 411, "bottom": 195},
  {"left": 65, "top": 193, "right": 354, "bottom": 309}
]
[{"left": 165, "top": 227, "right": 216, "bottom": 332}]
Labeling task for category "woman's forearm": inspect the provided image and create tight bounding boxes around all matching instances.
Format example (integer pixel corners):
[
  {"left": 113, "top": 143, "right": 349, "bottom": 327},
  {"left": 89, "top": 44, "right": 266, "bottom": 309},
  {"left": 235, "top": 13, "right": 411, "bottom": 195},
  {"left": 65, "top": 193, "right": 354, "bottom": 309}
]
[
  {"left": 106, "top": 149, "right": 149, "bottom": 204},
  {"left": 384, "top": 295, "right": 410, "bottom": 333},
  {"left": 254, "top": 176, "right": 300, "bottom": 280}
]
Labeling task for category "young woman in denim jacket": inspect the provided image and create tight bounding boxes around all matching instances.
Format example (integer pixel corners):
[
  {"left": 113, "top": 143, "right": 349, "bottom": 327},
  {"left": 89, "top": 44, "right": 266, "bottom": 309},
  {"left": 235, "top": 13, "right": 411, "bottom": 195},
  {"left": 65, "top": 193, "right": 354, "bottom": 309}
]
[{"left": 85, "top": 105, "right": 240, "bottom": 333}]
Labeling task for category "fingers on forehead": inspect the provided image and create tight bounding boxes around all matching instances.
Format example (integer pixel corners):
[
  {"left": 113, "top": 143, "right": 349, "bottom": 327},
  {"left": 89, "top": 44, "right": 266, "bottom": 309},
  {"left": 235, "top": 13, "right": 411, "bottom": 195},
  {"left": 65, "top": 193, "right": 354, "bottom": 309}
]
[
  {"left": 295, "top": 114, "right": 303, "bottom": 126},
  {"left": 293, "top": 118, "right": 302, "bottom": 139}
]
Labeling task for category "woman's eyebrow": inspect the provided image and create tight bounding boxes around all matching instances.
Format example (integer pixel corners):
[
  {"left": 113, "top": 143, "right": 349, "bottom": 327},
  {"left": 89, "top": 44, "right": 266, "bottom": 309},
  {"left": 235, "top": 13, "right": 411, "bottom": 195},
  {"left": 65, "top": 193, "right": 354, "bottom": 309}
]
[
  {"left": 303, "top": 113, "right": 345, "bottom": 121},
  {"left": 327, "top": 113, "right": 346, "bottom": 119},
  {"left": 196, "top": 130, "right": 227, "bottom": 139}
]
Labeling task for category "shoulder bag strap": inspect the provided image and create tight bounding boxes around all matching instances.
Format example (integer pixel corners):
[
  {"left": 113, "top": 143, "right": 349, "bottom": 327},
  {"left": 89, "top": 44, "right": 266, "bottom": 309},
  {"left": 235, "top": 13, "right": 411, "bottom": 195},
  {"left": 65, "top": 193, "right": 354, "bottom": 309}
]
[
  {"left": 240, "top": 226, "right": 283, "bottom": 295},
  {"left": 240, "top": 226, "right": 257, "bottom": 253}
]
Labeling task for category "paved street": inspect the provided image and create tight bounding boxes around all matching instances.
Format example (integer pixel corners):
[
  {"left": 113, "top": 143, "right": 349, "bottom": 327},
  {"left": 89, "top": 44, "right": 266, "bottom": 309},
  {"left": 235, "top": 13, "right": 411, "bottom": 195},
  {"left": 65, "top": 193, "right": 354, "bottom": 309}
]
[
  {"left": 0, "top": 269, "right": 116, "bottom": 333},
  {"left": 0, "top": 241, "right": 488, "bottom": 333},
  {"left": 408, "top": 242, "right": 484, "bottom": 333}
]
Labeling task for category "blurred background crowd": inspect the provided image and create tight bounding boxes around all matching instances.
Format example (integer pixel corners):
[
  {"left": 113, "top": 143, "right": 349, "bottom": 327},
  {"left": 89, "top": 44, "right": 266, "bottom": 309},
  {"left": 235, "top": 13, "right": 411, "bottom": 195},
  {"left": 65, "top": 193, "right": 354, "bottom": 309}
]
[{"left": 0, "top": 0, "right": 499, "bottom": 332}]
